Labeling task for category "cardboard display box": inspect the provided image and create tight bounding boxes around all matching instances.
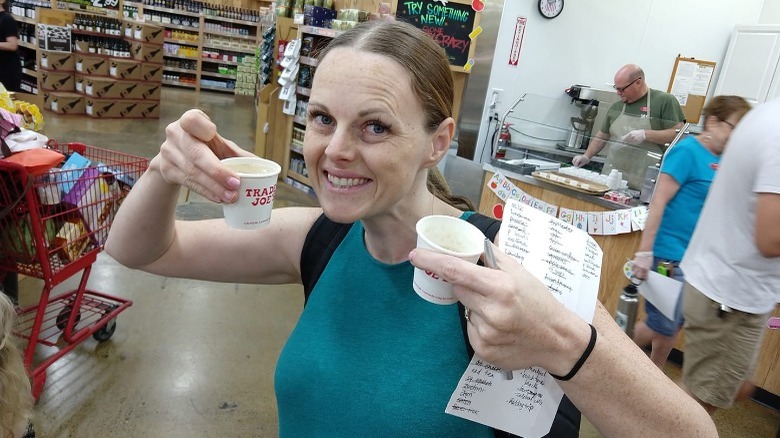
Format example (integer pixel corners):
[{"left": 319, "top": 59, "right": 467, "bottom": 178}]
[
  {"left": 43, "top": 91, "right": 85, "bottom": 114},
  {"left": 40, "top": 70, "right": 75, "bottom": 92},
  {"left": 85, "top": 98, "right": 160, "bottom": 118},
  {"left": 130, "top": 41, "right": 163, "bottom": 64},
  {"left": 137, "top": 82, "right": 161, "bottom": 100},
  {"left": 77, "top": 75, "right": 141, "bottom": 99},
  {"left": 123, "top": 20, "right": 164, "bottom": 45},
  {"left": 75, "top": 54, "right": 110, "bottom": 76},
  {"left": 141, "top": 64, "right": 163, "bottom": 82},
  {"left": 109, "top": 59, "right": 143, "bottom": 81},
  {"left": 39, "top": 50, "right": 74, "bottom": 71}
]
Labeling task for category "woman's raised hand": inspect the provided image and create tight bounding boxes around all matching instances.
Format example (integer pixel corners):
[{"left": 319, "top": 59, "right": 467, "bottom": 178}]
[{"left": 157, "top": 109, "right": 251, "bottom": 203}]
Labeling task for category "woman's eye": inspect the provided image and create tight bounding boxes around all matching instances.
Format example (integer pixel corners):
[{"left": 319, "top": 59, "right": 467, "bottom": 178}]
[
  {"left": 310, "top": 112, "right": 333, "bottom": 126},
  {"left": 367, "top": 122, "right": 388, "bottom": 135}
]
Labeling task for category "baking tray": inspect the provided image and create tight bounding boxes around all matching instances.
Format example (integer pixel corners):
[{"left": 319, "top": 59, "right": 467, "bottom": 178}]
[{"left": 531, "top": 171, "right": 610, "bottom": 195}]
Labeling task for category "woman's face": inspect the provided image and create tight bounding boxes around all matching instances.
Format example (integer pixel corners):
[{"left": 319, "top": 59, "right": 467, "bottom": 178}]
[
  {"left": 303, "top": 47, "right": 448, "bottom": 223},
  {"left": 708, "top": 113, "right": 741, "bottom": 155}
]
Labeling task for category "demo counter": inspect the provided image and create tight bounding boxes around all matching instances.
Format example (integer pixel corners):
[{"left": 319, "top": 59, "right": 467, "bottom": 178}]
[{"left": 478, "top": 163, "right": 780, "bottom": 399}]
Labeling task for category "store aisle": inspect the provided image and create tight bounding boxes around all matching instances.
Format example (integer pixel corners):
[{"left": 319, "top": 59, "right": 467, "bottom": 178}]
[{"left": 20, "top": 88, "right": 779, "bottom": 437}]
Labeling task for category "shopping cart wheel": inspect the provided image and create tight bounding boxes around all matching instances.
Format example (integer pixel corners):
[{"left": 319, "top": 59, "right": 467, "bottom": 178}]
[
  {"left": 93, "top": 319, "right": 116, "bottom": 342},
  {"left": 93, "top": 305, "right": 119, "bottom": 342},
  {"left": 55, "top": 305, "right": 81, "bottom": 331}
]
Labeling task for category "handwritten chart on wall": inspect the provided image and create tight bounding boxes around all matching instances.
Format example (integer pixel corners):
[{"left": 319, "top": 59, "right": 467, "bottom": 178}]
[{"left": 396, "top": 0, "right": 479, "bottom": 71}]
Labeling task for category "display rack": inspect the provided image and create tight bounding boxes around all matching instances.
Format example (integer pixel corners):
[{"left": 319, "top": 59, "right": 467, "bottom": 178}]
[
  {"left": 10, "top": 0, "right": 272, "bottom": 96},
  {"left": 129, "top": 0, "right": 270, "bottom": 94},
  {"left": 279, "top": 24, "right": 343, "bottom": 196}
]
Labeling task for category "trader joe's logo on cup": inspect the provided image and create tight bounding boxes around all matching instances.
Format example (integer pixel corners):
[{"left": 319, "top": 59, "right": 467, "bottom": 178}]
[
  {"left": 413, "top": 215, "right": 485, "bottom": 305},
  {"left": 220, "top": 157, "right": 282, "bottom": 229}
]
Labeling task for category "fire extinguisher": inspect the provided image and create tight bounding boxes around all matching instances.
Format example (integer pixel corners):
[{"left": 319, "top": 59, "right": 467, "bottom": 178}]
[{"left": 495, "top": 123, "right": 512, "bottom": 159}]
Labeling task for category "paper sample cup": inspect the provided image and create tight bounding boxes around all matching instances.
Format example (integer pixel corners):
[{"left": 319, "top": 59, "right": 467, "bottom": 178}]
[
  {"left": 220, "top": 157, "right": 282, "bottom": 229},
  {"left": 413, "top": 215, "right": 485, "bottom": 305}
]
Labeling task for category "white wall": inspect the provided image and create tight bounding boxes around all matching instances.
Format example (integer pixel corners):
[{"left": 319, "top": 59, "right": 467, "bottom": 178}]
[
  {"left": 760, "top": 0, "right": 780, "bottom": 23},
  {"left": 474, "top": 0, "right": 767, "bottom": 162}
]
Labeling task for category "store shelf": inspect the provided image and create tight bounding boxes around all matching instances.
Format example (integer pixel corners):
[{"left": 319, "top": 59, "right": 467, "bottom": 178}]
[
  {"left": 163, "top": 66, "right": 198, "bottom": 74},
  {"left": 290, "top": 141, "right": 304, "bottom": 155},
  {"left": 300, "top": 25, "right": 343, "bottom": 39},
  {"left": 202, "top": 43, "right": 256, "bottom": 55},
  {"left": 162, "top": 80, "right": 197, "bottom": 88},
  {"left": 287, "top": 170, "right": 310, "bottom": 186},
  {"left": 202, "top": 14, "right": 258, "bottom": 27},
  {"left": 201, "top": 57, "right": 239, "bottom": 66},
  {"left": 22, "top": 68, "right": 38, "bottom": 78},
  {"left": 296, "top": 86, "right": 311, "bottom": 96},
  {"left": 158, "top": 22, "right": 200, "bottom": 31},
  {"left": 164, "top": 53, "right": 199, "bottom": 61},
  {"left": 202, "top": 29, "right": 255, "bottom": 41},
  {"left": 19, "top": 41, "right": 38, "bottom": 51},
  {"left": 299, "top": 56, "right": 318, "bottom": 67},
  {"left": 200, "top": 84, "right": 234, "bottom": 93},
  {"left": 293, "top": 115, "right": 306, "bottom": 126},
  {"left": 14, "top": 15, "right": 36, "bottom": 25},
  {"left": 201, "top": 71, "right": 236, "bottom": 79},
  {"left": 164, "top": 38, "right": 199, "bottom": 46},
  {"left": 143, "top": 4, "right": 201, "bottom": 18}
]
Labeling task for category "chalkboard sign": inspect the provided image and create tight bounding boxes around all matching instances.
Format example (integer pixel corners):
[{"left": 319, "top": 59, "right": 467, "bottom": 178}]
[{"left": 396, "top": 0, "right": 479, "bottom": 69}]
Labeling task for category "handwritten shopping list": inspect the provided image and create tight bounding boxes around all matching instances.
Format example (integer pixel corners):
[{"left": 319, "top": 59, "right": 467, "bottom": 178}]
[{"left": 446, "top": 199, "right": 603, "bottom": 437}]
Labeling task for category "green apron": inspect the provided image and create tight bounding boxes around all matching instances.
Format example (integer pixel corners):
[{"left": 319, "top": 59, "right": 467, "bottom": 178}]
[{"left": 603, "top": 89, "right": 662, "bottom": 190}]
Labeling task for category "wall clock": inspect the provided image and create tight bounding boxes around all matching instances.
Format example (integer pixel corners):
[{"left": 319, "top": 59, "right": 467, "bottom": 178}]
[{"left": 538, "top": 0, "right": 564, "bottom": 19}]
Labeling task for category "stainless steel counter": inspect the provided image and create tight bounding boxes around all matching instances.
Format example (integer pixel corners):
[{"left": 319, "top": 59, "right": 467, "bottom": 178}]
[
  {"left": 507, "top": 142, "right": 606, "bottom": 165},
  {"left": 484, "top": 161, "right": 641, "bottom": 210}
]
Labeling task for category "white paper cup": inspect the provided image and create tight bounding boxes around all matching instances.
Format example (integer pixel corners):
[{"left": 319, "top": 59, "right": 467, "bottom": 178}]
[
  {"left": 413, "top": 215, "right": 485, "bottom": 305},
  {"left": 221, "top": 157, "right": 282, "bottom": 229}
]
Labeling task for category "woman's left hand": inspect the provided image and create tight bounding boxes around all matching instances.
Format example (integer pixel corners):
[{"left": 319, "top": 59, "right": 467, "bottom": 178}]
[{"left": 409, "top": 244, "right": 587, "bottom": 374}]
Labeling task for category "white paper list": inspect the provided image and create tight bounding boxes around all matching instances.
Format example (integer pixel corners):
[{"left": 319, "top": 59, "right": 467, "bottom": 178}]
[{"left": 446, "top": 200, "right": 603, "bottom": 437}]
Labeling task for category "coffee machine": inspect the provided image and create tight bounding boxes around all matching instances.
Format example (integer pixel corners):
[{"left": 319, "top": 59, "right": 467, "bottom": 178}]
[{"left": 561, "top": 85, "right": 600, "bottom": 150}]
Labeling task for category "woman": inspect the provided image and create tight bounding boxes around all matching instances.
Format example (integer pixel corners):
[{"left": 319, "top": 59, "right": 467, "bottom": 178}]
[
  {"left": 631, "top": 96, "right": 750, "bottom": 369},
  {"left": 106, "top": 21, "right": 716, "bottom": 436},
  {"left": 0, "top": 0, "right": 22, "bottom": 92}
]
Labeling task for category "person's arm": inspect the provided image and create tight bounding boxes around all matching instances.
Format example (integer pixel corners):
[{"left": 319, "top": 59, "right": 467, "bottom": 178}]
[
  {"left": 632, "top": 173, "right": 681, "bottom": 278},
  {"left": 105, "top": 109, "right": 320, "bottom": 285},
  {"left": 0, "top": 35, "right": 19, "bottom": 51},
  {"left": 755, "top": 192, "right": 780, "bottom": 257},
  {"left": 408, "top": 246, "right": 717, "bottom": 437},
  {"left": 573, "top": 131, "right": 609, "bottom": 166},
  {"left": 643, "top": 121, "right": 684, "bottom": 146}
]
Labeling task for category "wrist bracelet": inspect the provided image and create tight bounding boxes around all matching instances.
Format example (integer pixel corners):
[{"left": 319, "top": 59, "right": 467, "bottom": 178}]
[
  {"left": 634, "top": 251, "right": 653, "bottom": 257},
  {"left": 550, "top": 323, "right": 597, "bottom": 381}
]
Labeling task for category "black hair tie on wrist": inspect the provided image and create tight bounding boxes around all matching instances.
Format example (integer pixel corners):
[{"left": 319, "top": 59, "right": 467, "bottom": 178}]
[{"left": 550, "top": 323, "right": 597, "bottom": 381}]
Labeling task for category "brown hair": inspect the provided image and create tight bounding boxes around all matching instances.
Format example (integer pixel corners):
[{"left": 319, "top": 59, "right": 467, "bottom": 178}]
[
  {"left": 317, "top": 20, "right": 474, "bottom": 211},
  {"left": 703, "top": 95, "right": 751, "bottom": 124}
]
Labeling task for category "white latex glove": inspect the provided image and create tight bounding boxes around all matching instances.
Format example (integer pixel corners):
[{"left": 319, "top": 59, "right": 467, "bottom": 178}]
[
  {"left": 572, "top": 154, "right": 590, "bottom": 167},
  {"left": 622, "top": 129, "right": 646, "bottom": 145},
  {"left": 631, "top": 251, "right": 654, "bottom": 280}
]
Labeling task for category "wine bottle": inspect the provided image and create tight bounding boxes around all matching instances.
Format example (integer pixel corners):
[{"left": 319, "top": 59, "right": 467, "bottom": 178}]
[
  {"left": 96, "top": 102, "right": 116, "bottom": 116},
  {"left": 120, "top": 102, "right": 138, "bottom": 117}
]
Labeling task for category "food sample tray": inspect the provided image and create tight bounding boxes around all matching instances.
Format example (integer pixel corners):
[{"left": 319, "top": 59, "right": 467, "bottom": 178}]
[{"left": 531, "top": 171, "right": 610, "bottom": 195}]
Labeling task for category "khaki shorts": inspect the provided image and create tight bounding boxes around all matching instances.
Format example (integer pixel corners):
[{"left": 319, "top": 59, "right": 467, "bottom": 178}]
[{"left": 682, "top": 282, "right": 768, "bottom": 409}]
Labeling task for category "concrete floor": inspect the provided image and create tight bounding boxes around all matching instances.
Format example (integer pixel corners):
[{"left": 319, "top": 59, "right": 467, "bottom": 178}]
[{"left": 11, "top": 88, "right": 780, "bottom": 437}]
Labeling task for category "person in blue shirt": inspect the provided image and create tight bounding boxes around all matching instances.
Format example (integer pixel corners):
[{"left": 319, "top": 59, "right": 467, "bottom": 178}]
[
  {"left": 631, "top": 95, "right": 750, "bottom": 369},
  {"left": 106, "top": 20, "right": 717, "bottom": 437}
]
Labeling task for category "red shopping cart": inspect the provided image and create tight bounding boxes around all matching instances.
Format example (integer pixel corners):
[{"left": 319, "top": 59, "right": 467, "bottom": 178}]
[{"left": 0, "top": 141, "right": 148, "bottom": 399}]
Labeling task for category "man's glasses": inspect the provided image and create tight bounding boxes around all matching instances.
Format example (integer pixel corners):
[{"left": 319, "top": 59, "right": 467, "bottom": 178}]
[
  {"left": 722, "top": 119, "right": 735, "bottom": 129},
  {"left": 614, "top": 78, "right": 639, "bottom": 93}
]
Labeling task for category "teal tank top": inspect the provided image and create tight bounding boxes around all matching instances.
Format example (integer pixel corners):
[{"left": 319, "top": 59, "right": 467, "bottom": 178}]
[{"left": 274, "top": 217, "right": 493, "bottom": 437}]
